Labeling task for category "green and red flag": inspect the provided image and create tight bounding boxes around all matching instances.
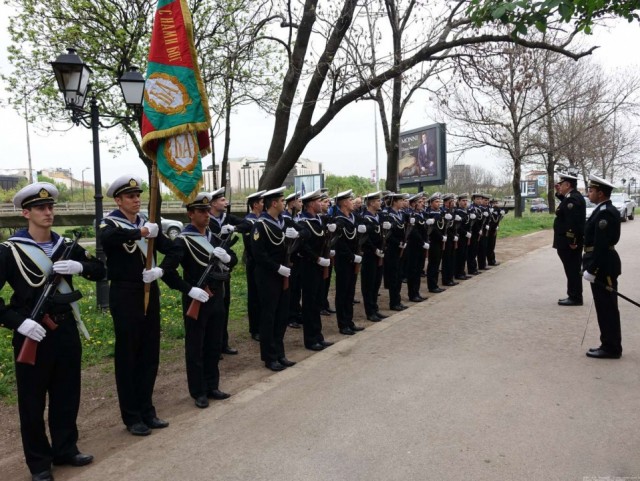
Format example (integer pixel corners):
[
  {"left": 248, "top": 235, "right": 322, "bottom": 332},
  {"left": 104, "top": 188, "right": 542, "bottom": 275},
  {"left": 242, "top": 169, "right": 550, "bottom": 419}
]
[{"left": 141, "top": 0, "right": 211, "bottom": 202}]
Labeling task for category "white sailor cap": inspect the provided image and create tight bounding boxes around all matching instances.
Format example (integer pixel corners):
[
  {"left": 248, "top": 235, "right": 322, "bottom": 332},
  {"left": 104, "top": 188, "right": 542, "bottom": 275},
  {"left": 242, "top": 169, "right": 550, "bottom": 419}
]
[
  {"left": 210, "top": 187, "right": 226, "bottom": 200},
  {"left": 106, "top": 175, "right": 144, "bottom": 198},
  {"left": 588, "top": 174, "right": 615, "bottom": 193},
  {"left": 388, "top": 192, "right": 409, "bottom": 200},
  {"left": 262, "top": 187, "right": 286, "bottom": 200},
  {"left": 186, "top": 192, "right": 213, "bottom": 210},
  {"left": 285, "top": 191, "right": 301, "bottom": 202},
  {"left": 428, "top": 192, "right": 442, "bottom": 202},
  {"left": 300, "top": 189, "right": 323, "bottom": 203},
  {"left": 364, "top": 191, "right": 382, "bottom": 201},
  {"left": 246, "top": 190, "right": 266, "bottom": 201},
  {"left": 408, "top": 193, "right": 423, "bottom": 203},
  {"left": 13, "top": 182, "right": 58, "bottom": 209},
  {"left": 442, "top": 193, "right": 455, "bottom": 202},
  {"left": 335, "top": 189, "right": 354, "bottom": 201},
  {"left": 557, "top": 171, "right": 579, "bottom": 182}
]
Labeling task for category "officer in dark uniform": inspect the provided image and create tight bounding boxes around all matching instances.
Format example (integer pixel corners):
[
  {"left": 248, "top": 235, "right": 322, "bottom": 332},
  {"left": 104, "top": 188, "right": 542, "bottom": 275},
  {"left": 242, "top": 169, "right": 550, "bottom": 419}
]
[
  {"left": 467, "top": 193, "right": 483, "bottom": 275},
  {"left": 283, "top": 191, "right": 303, "bottom": 329},
  {"left": 477, "top": 194, "right": 491, "bottom": 270},
  {"left": 454, "top": 193, "right": 472, "bottom": 280},
  {"left": 360, "top": 191, "right": 389, "bottom": 321},
  {"left": 384, "top": 193, "right": 409, "bottom": 311},
  {"left": 425, "top": 192, "right": 446, "bottom": 293},
  {"left": 160, "top": 193, "right": 233, "bottom": 409},
  {"left": 582, "top": 174, "right": 622, "bottom": 359},
  {"left": 553, "top": 172, "right": 586, "bottom": 306},
  {"left": 406, "top": 193, "right": 428, "bottom": 302},
  {"left": 486, "top": 198, "right": 505, "bottom": 266},
  {"left": 100, "top": 175, "right": 176, "bottom": 436},
  {"left": 296, "top": 189, "right": 335, "bottom": 350},
  {"left": 1, "top": 183, "right": 105, "bottom": 481},
  {"left": 250, "top": 187, "right": 298, "bottom": 371},
  {"left": 319, "top": 191, "right": 337, "bottom": 316},
  {"left": 441, "top": 193, "right": 460, "bottom": 287}
]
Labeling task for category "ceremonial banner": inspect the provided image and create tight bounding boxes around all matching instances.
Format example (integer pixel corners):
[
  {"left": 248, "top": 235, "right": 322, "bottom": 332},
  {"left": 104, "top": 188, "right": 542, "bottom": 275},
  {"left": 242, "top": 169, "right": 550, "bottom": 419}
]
[{"left": 141, "top": 0, "right": 211, "bottom": 201}]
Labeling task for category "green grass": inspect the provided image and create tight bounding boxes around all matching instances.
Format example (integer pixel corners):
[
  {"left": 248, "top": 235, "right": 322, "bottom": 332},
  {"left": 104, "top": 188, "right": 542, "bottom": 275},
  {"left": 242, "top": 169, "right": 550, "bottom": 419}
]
[{"left": 497, "top": 210, "right": 555, "bottom": 238}]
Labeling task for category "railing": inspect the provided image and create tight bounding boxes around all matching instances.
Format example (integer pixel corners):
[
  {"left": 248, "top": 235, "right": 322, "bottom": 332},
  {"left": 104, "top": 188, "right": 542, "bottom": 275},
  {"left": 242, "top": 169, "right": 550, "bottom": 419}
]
[{"left": 0, "top": 201, "right": 248, "bottom": 215}]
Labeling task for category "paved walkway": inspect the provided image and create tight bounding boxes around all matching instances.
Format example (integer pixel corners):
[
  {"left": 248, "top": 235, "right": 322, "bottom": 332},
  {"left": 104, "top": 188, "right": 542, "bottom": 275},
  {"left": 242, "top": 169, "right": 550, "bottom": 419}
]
[{"left": 69, "top": 222, "right": 640, "bottom": 481}]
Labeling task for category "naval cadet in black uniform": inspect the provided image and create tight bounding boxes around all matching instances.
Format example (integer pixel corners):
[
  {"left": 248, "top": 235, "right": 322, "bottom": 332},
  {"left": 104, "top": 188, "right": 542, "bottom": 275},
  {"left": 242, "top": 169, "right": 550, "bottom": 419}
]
[
  {"left": 1, "top": 183, "right": 105, "bottom": 481},
  {"left": 467, "top": 194, "right": 483, "bottom": 276},
  {"left": 454, "top": 194, "right": 472, "bottom": 280},
  {"left": 99, "top": 175, "right": 176, "bottom": 436},
  {"left": 360, "top": 191, "right": 389, "bottom": 321},
  {"left": 406, "top": 193, "right": 429, "bottom": 302},
  {"left": 283, "top": 191, "right": 303, "bottom": 329},
  {"left": 441, "top": 193, "right": 460, "bottom": 287},
  {"left": 384, "top": 193, "right": 409, "bottom": 311},
  {"left": 425, "top": 192, "right": 446, "bottom": 293},
  {"left": 553, "top": 172, "right": 586, "bottom": 306},
  {"left": 160, "top": 193, "right": 233, "bottom": 409},
  {"left": 486, "top": 198, "right": 505, "bottom": 267},
  {"left": 582, "top": 174, "right": 622, "bottom": 359}
]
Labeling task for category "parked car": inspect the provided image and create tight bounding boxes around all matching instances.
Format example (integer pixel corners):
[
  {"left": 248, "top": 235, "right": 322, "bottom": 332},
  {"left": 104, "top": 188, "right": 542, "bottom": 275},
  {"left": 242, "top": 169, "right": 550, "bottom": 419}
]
[
  {"left": 610, "top": 192, "right": 636, "bottom": 222},
  {"left": 530, "top": 202, "right": 549, "bottom": 213},
  {"left": 140, "top": 210, "right": 184, "bottom": 239}
]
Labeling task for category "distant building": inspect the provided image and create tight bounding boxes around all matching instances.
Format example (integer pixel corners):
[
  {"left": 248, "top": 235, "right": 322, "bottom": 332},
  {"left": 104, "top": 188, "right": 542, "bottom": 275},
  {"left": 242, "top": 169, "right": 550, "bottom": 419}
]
[
  {"left": 38, "top": 168, "right": 93, "bottom": 190},
  {"left": 0, "top": 169, "right": 29, "bottom": 190}
]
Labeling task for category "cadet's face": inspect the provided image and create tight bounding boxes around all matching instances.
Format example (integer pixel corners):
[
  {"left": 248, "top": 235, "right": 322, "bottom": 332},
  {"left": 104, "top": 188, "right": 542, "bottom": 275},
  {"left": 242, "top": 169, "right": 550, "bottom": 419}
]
[
  {"left": 271, "top": 197, "right": 285, "bottom": 214},
  {"left": 23, "top": 204, "right": 55, "bottom": 228},
  {"left": 116, "top": 192, "right": 141, "bottom": 217},
  {"left": 341, "top": 197, "right": 354, "bottom": 213},
  {"left": 587, "top": 187, "right": 602, "bottom": 204},
  {"left": 431, "top": 199, "right": 441, "bottom": 210},
  {"left": 308, "top": 199, "right": 322, "bottom": 214},
  {"left": 459, "top": 199, "right": 468, "bottom": 208},
  {"left": 189, "top": 208, "right": 210, "bottom": 230},
  {"left": 321, "top": 199, "right": 329, "bottom": 213},
  {"left": 368, "top": 198, "right": 381, "bottom": 212},
  {"left": 210, "top": 196, "right": 227, "bottom": 214}
]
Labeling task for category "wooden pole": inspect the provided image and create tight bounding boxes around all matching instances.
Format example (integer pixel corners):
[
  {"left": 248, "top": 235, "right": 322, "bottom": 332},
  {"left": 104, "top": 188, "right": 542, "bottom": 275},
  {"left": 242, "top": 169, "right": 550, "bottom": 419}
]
[{"left": 144, "top": 162, "right": 159, "bottom": 313}]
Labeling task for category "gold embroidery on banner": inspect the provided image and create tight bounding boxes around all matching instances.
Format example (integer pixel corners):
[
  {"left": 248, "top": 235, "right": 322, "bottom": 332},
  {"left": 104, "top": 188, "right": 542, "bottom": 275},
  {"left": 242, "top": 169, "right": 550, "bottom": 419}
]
[
  {"left": 145, "top": 72, "right": 192, "bottom": 115},
  {"left": 163, "top": 133, "right": 199, "bottom": 173}
]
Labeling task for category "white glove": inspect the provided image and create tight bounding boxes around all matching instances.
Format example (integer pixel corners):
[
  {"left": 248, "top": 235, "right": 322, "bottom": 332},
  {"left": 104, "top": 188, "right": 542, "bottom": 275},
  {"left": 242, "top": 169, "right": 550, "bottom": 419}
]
[
  {"left": 454, "top": 236, "right": 459, "bottom": 242},
  {"left": 188, "top": 287, "right": 210, "bottom": 303},
  {"left": 466, "top": 232, "right": 472, "bottom": 239},
  {"left": 278, "top": 265, "right": 291, "bottom": 277},
  {"left": 327, "top": 223, "right": 337, "bottom": 233},
  {"left": 382, "top": 221, "right": 391, "bottom": 230},
  {"left": 285, "top": 227, "right": 299, "bottom": 239},
  {"left": 500, "top": 210, "right": 506, "bottom": 215},
  {"left": 213, "top": 247, "right": 231, "bottom": 264},
  {"left": 330, "top": 250, "right": 335, "bottom": 257},
  {"left": 142, "top": 267, "right": 163, "bottom": 283},
  {"left": 353, "top": 255, "right": 362, "bottom": 264},
  {"left": 485, "top": 225, "right": 490, "bottom": 230},
  {"left": 496, "top": 226, "right": 500, "bottom": 231},
  {"left": 470, "top": 214, "right": 477, "bottom": 220},
  {"left": 409, "top": 217, "right": 416, "bottom": 225},
  {"left": 583, "top": 271, "right": 596, "bottom": 283},
  {"left": 422, "top": 242, "right": 430, "bottom": 250},
  {"left": 444, "top": 213, "right": 452, "bottom": 220},
  {"left": 17, "top": 318, "right": 46, "bottom": 342},
  {"left": 53, "top": 260, "right": 83, "bottom": 275},
  {"left": 442, "top": 236, "right": 448, "bottom": 242},
  {"left": 221, "top": 225, "right": 235, "bottom": 235},
  {"left": 489, "top": 208, "right": 494, "bottom": 213},
  {"left": 483, "top": 211, "right": 489, "bottom": 217},
  {"left": 357, "top": 225, "right": 367, "bottom": 234},
  {"left": 375, "top": 249, "right": 385, "bottom": 258},
  {"left": 426, "top": 218, "right": 435, "bottom": 225},
  {"left": 143, "top": 222, "right": 159, "bottom": 238},
  {"left": 454, "top": 215, "right": 461, "bottom": 221},
  {"left": 317, "top": 257, "right": 330, "bottom": 267},
  {"left": 399, "top": 242, "right": 406, "bottom": 249}
]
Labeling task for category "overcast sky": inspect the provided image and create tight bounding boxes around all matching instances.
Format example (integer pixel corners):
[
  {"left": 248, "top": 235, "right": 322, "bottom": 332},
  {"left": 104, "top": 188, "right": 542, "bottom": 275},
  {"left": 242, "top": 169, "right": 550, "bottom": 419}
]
[{"left": 0, "top": 8, "right": 638, "bottom": 190}]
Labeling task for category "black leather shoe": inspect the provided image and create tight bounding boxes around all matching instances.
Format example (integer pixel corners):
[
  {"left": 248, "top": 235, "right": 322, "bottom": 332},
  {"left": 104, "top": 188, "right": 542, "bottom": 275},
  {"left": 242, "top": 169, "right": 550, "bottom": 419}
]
[
  {"left": 390, "top": 305, "right": 406, "bottom": 311},
  {"left": 488, "top": 262, "right": 500, "bottom": 266},
  {"left": 288, "top": 321, "right": 302, "bottom": 329},
  {"left": 320, "top": 340, "right": 334, "bottom": 347},
  {"left": 144, "top": 417, "right": 169, "bottom": 429},
  {"left": 367, "top": 314, "right": 382, "bottom": 322},
  {"left": 588, "top": 346, "right": 603, "bottom": 352},
  {"left": 326, "top": 307, "right": 337, "bottom": 313},
  {"left": 207, "top": 389, "right": 231, "bottom": 400},
  {"left": 127, "top": 422, "right": 152, "bottom": 436},
  {"left": 429, "top": 288, "right": 445, "bottom": 293},
  {"left": 32, "top": 470, "right": 53, "bottom": 481},
  {"left": 352, "top": 299, "right": 361, "bottom": 304},
  {"left": 53, "top": 453, "right": 94, "bottom": 467},
  {"left": 375, "top": 312, "right": 388, "bottom": 319},
  {"left": 409, "top": 297, "right": 424, "bottom": 303},
  {"left": 351, "top": 325, "right": 365, "bottom": 332},
  {"left": 444, "top": 281, "right": 459, "bottom": 286},
  {"left": 320, "top": 309, "right": 331, "bottom": 316},
  {"left": 586, "top": 349, "right": 621, "bottom": 359},
  {"left": 455, "top": 275, "right": 471, "bottom": 280},
  {"left": 251, "top": 333, "right": 260, "bottom": 341},
  {"left": 469, "top": 271, "right": 481, "bottom": 275},
  {"left": 480, "top": 266, "right": 491, "bottom": 270},
  {"left": 339, "top": 327, "right": 355, "bottom": 335},
  {"left": 195, "top": 395, "right": 209, "bottom": 408},
  {"left": 265, "top": 361, "right": 287, "bottom": 371},
  {"left": 558, "top": 298, "right": 583, "bottom": 306},
  {"left": 306, "top": 343, "right": 325, "bottom": 351},
  {"left": 222, "top": 346, "right": 238, "bottom": 355},
  {"left": 279, "top": 357, "right": 296, "bottom": 367}
]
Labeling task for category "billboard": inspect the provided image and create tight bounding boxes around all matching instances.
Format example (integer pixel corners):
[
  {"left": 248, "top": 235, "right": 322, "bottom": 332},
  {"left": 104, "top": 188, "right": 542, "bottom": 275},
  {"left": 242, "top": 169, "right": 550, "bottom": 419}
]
[
  {"left": 398, "top": 123, "right": 447, "bottom": 187},
  {"left": 294, "top": 173, "right": 324, "bottom": 196}
]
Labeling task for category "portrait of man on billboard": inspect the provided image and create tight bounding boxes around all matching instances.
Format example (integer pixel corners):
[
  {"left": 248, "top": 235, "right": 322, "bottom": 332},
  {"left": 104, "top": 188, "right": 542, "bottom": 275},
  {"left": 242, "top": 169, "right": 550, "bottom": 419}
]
[{"left": 397, "top": 123, "right": 447, "bottom": 187}]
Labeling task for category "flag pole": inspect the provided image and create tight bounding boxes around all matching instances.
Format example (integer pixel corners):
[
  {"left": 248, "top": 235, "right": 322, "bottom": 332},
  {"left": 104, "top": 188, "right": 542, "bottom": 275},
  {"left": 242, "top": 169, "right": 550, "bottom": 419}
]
[{"left": 144, "top": 161, "right": 159, "bottom": 314}]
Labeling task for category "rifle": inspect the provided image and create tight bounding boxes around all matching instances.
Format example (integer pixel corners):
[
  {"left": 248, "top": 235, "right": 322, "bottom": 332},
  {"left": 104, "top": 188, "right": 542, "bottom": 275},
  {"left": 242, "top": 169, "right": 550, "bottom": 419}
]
[
  {"left": 379, "top": 227, "right": 392, "bottom": 267},
  {"left": 17, "top": 232, "right": 82, "bottom": 366},
  {"left": 321, "top": 227, "right": 338, "bottom": 280},
  {"left": 185, "top": 234, "right": 238, "bottom": 320},
  {"left": 399, "top": 216, "right": 414, "bottom": 259},
  {"left": 354, "top": 227, "right": 369, "bottom": 274},
  {"left": 282, "top": 236, "right": 299, "bottom": 291}
]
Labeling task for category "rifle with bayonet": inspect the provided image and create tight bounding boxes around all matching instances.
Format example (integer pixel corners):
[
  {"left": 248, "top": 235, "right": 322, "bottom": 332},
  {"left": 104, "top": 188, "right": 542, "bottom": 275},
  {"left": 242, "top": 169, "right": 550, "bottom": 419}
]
[{"left": 17, "top": 232, "right": 82, "bottom": 366}]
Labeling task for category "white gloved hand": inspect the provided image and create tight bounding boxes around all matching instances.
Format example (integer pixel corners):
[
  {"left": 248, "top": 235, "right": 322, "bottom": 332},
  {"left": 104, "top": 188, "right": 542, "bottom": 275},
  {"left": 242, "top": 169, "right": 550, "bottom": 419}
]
[
  {"left": 188, "top": 287, "right": 210, "bottom": 303},
  {"left": 470, "top": 214, "right": 477, "bottom": 220},
  {"left": 143, "top": 222, "right": 159, "bottom": 238},
  {"left": 426, "top": 218, "right": 435, "bottom": 225},
  {"left": 317, "top": 257, "right": 330, "bottom": 267},
  {"left": 399, "top": 242, "right": 406, "bottom": 249},
  {"left": 382, "top": 221, "right": 391, "bottom": 230},
  {"left": 483, "top": 211, "right": 489, "bottom": 217},
  {"left": 465, "top": 232, "right": 472, "bottom": 239},
  {"left": 583, "top": 271, "right": 596, "bottom": 283},
  {"left": 330, "top": 250, "right": 336, "bottom": 257},
  {"left": 422, "top": 242, "right": 430, "bottom": 250},
  {"left": 213, "top": 247, "right": 231, "bottom": 264},
  {"left": 442, "top": 236, "right": 448, "bottom": 242},
  {"left": 496, "top": 226, "right": 500, "bottom": 231},
  {"left": 221, "top": 225, "right": 235, "bottom": 235},
  {"left": 454, "top": 236, "right": 459, "bottom": 242},
  {"left": 353, "top": 255, "right": 362, "bottom": 264},
  {"left": 285, "top": 227, "right": 299, "bottom": 239},
  {"left": 500, "top": 210, "right": 506, "bottom": 215},
  {"left": 485, "top": 225, "right": 490, "bottom": 230},
  {"left": 357, "top": 224, "right": 367, "bottom": 234},
  {"left": 444, "top": 213, "right": 452, "bottom": 220},
  {"left": 17, "top": 318, "right": 46, "bottom": 342},
  {"left": 489, "top": 208, "right": 494, "bottom": 213},
  {"left": 53, "top": 260, "right": 83, "bottom": 275},
  {"left": 409, "top": 217, "right": 416, "bottom": 225},
  {"left": 454, "top": 215, "right": 462, "bottom": 221},
  {"left": 327, "top": 223, "right": 337, "bottom": 233},
  {"left": 375, "top": 249, "right": 385, "bottom": 258},
  {"left": 278, "top": 265, "right": 291, "bottom": 277},
  {"left": 142, "top": 267, "right": 163, "bottom": 283}
]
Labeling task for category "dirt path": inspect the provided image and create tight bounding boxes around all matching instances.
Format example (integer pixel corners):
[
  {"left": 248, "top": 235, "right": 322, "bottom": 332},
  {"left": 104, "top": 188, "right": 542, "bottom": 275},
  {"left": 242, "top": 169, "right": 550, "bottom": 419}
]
[{"left": 0, "top": 229, "right": 551, "bottom": 480}]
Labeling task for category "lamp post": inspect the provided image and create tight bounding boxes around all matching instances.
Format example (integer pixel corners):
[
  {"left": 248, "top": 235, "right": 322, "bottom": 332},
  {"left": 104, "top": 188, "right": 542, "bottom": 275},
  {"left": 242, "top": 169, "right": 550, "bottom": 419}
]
[
  {"left": 81, "top": 167, "right": 90, "bottom": 207},
  {"left": 51, "top": 48, "right": 145, "bottom": 310}
]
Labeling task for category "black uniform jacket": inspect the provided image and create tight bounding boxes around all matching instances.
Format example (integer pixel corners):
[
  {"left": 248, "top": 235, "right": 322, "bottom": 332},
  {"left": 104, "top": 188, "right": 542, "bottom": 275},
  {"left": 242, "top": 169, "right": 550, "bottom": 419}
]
[
  {"left": 251, "top": 213, "right": 287, "bottom": 272},
  {"left": 583, "top": 200, "right": 621, "bottom": 277},
  {"left": 553, "top": 189, "right": 586, "bottom": 249}
]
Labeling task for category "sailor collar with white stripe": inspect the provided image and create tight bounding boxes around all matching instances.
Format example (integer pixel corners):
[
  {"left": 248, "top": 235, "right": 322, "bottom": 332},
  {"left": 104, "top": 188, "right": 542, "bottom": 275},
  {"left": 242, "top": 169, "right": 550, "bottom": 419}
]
[
  {"left": 209, "top": 212, "right": 227, "bottom": 226},
  {"left": 259, "top": 212, "right": 285, "bottom": 229},
  {"left": 181, "top": 223, "right": 212, "bottom": 242},
  {"left": 105, "top": 209, "right": 145, "bottom": 228},
  {"left": 8, "top": 229, "right": 65, "bottom": 256},
  {"left": 334, "top": 209, "right": 355, "bottom": 224},
  {"left": 363, "top": 210, "right": 380, "bottom": 223},
  {"left": 300, "top": 211, "right": 322, "bottom": 222}
]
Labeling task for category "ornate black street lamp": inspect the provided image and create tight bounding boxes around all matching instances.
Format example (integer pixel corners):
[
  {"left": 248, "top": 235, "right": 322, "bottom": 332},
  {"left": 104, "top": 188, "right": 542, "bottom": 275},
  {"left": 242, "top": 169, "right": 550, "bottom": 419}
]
[{"left": 50, "top": 48, "right": 145, "bottom": 309}]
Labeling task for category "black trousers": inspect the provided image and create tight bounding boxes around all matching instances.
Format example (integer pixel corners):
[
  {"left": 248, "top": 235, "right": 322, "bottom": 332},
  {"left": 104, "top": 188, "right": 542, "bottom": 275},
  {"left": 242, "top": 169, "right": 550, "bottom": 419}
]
[
  {"left": 384, "top": 246, "right": 403, "bottom": 307},
  {"left": 110, "top": 281, "right": 160, "bottom": 427},
  {"left": 591, "top": 274, "right": 621, "bottom": 354},
  {"left": 361, "top": 253, "right": 383, "bottom": 315},
  {"left": 406, "top": 245, "right": 425, "bottom": 298},
  {"left": 321, "top": 265, "right": 333, "bottom": 310},
  {"left": 334, "top": 255, "right": 357, "bottom": 329},
  {"left": 300, "top": 259, "right": 325, "bottom": 347},
  {"left": 14, "top": 313, "right": 81, "bottom": 474},
  {"left": 557, "top": 248, "right": 583, "bottom": 301},
  {"left": 182, "top": 283, "right": 224, "bottom": 398},
  {"left": 467, "top": 233, "right": 479, "bottom": 273},
  {"left": 222, "top": 278, "right": 231, "bottom": 348},
  {"left": 487, "top": 231, "right": 498, "bottom": 265},
  {"left": 245, "top": 261, "right": 260, "bottom": 336},
  {"left": 441, "top": 239, "right": 456, "bottom": 284},
  {"left": 426, "top": 241, "right": 443, "bottom": 290},
  {"left": 455, "top": 238, "right": 469, "bottom": 277},
  {"left": 477, "top": 234, "right": 488, "bottom": 269},
  {"left": 256, "top": 266, "right": 290, "bottom": 363},
  {"left": 289, "top": 258, "right": 303, "bottom": 323}
]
